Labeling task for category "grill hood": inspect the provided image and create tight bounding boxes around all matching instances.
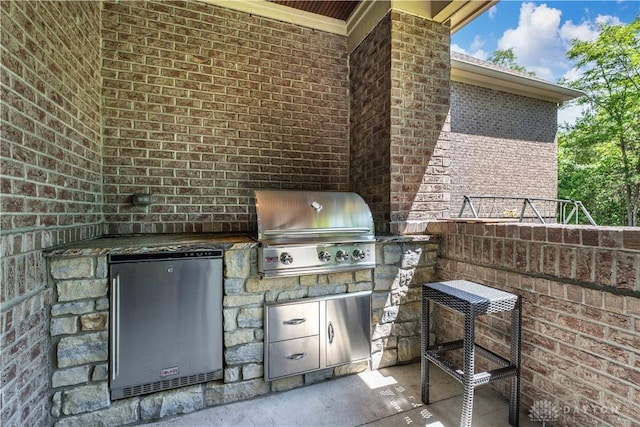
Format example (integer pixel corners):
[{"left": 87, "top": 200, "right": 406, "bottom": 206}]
[{"left": 254, "top": 190, "right": 375, "bottom": 245}]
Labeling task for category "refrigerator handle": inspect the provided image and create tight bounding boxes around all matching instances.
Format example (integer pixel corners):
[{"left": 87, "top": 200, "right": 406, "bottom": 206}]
[
  {"left": 111, "top": 274, "right": 120, "bottom": 381},
  {"left": 328, "top": 321, "right": 334, "bottom": 344}
]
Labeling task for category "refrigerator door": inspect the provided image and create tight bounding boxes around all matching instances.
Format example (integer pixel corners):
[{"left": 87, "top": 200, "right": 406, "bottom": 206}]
[
  {"left": 110, "top": 255, "right": 222, "bottom": 399},
  {"left": 325, "top": 292, "right": 371, "bottom": 367}
]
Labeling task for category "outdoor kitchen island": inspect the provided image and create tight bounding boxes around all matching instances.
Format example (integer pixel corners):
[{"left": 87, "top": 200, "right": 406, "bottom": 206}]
[{"left": 45, "top": 233, "right": 438, "bottom": 426}]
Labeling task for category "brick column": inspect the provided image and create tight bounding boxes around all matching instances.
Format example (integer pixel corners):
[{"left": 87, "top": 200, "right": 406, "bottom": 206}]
[{"left": 350, "top": 11, "right": 451, "bottom": 235}]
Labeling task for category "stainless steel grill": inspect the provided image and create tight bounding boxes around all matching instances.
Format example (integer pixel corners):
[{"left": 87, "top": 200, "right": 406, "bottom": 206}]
[{"left": 254, "top": 190, "right": 376, "bottom": 277}]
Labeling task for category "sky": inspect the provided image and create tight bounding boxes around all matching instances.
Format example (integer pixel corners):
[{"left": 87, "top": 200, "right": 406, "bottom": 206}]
[{"left": 451, "top": 1, "right": 640, "bottom": 124}]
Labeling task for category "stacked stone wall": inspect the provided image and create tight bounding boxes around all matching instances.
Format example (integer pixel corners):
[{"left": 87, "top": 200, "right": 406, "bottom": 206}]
[{"left": 46, "top": 238, "right": 437, "bottom": 425}]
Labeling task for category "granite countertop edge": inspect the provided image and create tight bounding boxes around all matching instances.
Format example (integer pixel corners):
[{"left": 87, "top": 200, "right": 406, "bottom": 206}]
[{"left": 45, "top": 234, "right": 258, "bottom": 257}]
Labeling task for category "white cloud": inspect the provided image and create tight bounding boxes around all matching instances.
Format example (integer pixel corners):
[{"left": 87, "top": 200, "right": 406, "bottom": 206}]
[
  {"left": 560, "top": 20, "right": 599, "bottom": 42},
  {"left": 470, "top": 35, "right": 485, "bottom": 52},
  {"left": 450, "top": 43, "right": 488, "bottom": 61},
  {"left": 498, "top": 2, "right": 567, "bottom": 75},
  {"left": 488, "top": 5, "right": 497, "bottom": 20},
  {"left": 595, "top": 14, "right": 622, "bottom": 26},
  {"left": 451, "top": 43, "right": 467, "bottom": 54},
  {"left": 558, "top": 103, "right": 585, "bottom": 127},
  {"left": 562, "top": 67, "right": 583, "bottom": 82}
]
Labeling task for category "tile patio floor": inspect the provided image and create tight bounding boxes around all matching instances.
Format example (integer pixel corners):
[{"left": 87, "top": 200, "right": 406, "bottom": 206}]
[{"left": 146, "top": 363, "right": 537, "bottom": 427}]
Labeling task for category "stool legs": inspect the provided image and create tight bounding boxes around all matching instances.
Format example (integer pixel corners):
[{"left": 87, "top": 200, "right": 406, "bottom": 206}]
[
  {"left": 421, "top": 293, "right": 431, "bottom": 404},
  {"left": 461, "top": 314, "right": 475, "bottom": 427},
  {"left": 509, "top": 297, "right": 522, "bottom": 427}
]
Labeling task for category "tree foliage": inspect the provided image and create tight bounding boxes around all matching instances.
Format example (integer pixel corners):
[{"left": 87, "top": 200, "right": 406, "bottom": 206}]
[
  {"left": 489, "top": 48, "right": 536, "bottom": 76},
  {"left": 558, "top": 17, "right": 640, "bottom": 226}
]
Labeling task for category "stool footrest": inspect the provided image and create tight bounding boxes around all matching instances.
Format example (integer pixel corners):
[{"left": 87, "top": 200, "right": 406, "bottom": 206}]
[{"left": 424, "top": 339, "right": 519, "bottom": 387}]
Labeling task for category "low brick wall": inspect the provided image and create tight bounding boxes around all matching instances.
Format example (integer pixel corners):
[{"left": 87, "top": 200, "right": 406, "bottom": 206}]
[
  {"left": 46, "top": 237, "right": 437, "bottom": 426},
  {"left": 428, "top": 222, "right": 640, "bottom": 427}
]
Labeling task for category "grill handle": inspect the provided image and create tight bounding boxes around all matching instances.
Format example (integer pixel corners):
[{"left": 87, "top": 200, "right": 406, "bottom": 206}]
[
  {"left": 263, "top": 227, "right": 370, "bottom": 236},
  {"left": 283, "top": 318, "right": 306, "bottom": 325}
]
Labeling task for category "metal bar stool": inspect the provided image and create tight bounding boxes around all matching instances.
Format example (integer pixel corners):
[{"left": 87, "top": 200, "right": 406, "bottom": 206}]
[{"left": 421, "top": 280, "right": 522, "bottom": 427}]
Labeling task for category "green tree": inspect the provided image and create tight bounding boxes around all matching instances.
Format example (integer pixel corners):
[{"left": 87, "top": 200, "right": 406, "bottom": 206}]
[
  {"left": 559, "top": 17, "right": 640, "bottom": 226},
  {"left": 489, "top": 48, "right": 536, "bottom": 76}
]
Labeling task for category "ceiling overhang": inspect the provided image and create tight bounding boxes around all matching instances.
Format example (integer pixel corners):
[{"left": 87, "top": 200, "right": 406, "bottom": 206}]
[
  {"left": 201, "top": 1, "right": 496, "bottom": 47},
  {"left": 198, "top": 0, "right": 582, "bottom": 102}
]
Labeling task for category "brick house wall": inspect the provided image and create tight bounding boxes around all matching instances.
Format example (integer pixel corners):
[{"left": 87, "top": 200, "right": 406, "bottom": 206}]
[
  {"left": 449, "top": 81, "right": 559, "bottom": 214},
  {"left": 429, "top": 222, "right": 640, "bottom": 426},
  {"left": 0, "top": 2, "right": 103, "bottom": 426},
  {"left": 101, "top": 0, "right": 350, "bottom": 235},
  {"left": 1, "top": 1, "right": 589, "bottom": 425}
]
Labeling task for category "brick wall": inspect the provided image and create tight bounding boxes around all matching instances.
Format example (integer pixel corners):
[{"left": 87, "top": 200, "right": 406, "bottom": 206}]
[
  {"left": 350, "top": 11, "right": 450, "bottom": 235},
  {"left": 101, "top": 0, "right": 350, "bottom": 235},
  {"left": 349, "top": 14, "right": 392, "bottom": 234},
  {"left": 0, "top": 1, "right": 103, "bottom": 426},
  {"left": 449, "top": 82, "right": 558, "bottom": 213},
  {"left": 429, "top": 222, "right": 640, "bottom": 426},
  {"left": 389, "top": 12, "right": 450, "bottom": 233}
]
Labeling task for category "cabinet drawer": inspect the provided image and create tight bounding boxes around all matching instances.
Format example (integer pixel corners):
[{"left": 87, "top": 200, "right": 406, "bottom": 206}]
[
  {"left": 268, "top": 336, "right": 320, "bottom": 379},
  {"left": 267, "top": 302, "right": 319, "bottom": 342}
]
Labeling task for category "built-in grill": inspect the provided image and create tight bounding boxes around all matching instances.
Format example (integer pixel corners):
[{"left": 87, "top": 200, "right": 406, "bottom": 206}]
[{"left": 254, "top": 190, "right": 376, "bottom": 278}]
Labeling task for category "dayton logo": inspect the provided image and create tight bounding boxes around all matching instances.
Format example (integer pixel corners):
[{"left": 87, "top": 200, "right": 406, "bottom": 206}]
[{"left": 529, "top": 400, "right": 560, "bottom": 426}]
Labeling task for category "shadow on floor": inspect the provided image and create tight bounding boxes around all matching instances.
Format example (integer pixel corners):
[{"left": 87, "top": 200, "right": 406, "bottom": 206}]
[{"left": 146, "top": 363, "right": 538, "bottom": 427}]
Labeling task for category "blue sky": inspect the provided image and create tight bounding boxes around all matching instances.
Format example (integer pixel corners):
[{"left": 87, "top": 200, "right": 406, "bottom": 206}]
[
  {"left": 451, "top": 1, "right": 639, "bottom": 123},
  {"left": 452, "top": 1, "right": 639, "bottom": 82}
]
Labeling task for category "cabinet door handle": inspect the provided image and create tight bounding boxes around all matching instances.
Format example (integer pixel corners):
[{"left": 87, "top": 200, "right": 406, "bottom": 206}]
[
  {"left": 284, "top": 352, "right": 307, "bottom": 360},
  {"left": 283, "top": 318, "right": 306, "bottom": 325},
  {"left": 328, "top": 321, "right": 334, "bottom": 344}
]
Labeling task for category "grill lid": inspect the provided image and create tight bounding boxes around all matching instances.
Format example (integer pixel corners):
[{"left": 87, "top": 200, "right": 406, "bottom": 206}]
[{"left": 254, "top": 190, "right": 375, "bottom": 244}]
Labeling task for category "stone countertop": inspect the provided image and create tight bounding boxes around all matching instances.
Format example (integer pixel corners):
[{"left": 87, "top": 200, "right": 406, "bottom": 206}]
[
  {"left": 45, "top": 233, "right": 258, "bottom": 257},
  {"left": 45, "top": 232, "right": 438, "bottom": 258}
]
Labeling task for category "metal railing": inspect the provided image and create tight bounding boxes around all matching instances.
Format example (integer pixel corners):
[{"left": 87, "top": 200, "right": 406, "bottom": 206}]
[{"left": 458, "top": 195, "right": 597, "bottom": 226}]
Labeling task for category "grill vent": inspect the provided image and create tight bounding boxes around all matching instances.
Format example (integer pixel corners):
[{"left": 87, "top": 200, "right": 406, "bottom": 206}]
[{"left": 114, "top": 370, "right": 221, "bottom": 400}]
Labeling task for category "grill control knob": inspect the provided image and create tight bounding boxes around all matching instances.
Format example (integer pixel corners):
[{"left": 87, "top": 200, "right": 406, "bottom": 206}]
[
  {"left": 318, "top": 251, "right": 331, "bottom": 263},
  {"left": 335, "top": 250, "right": 349, "bottom": 262},
  {"left": 352, "top": 248, "right": 366, "bottom": 261},
  {"left": 280, "top": 253, "right": 293, "bottom": 265}
]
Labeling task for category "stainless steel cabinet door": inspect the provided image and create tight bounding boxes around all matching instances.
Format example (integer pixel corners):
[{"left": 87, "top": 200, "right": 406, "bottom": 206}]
[{"left": 325, "top": 293, "right": 371, "bottom": 366}]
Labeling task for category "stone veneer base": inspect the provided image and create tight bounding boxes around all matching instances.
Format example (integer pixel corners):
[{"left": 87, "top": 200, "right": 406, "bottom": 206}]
[{"left": 46, "top": 236, "right": 438, "bottom": 426}]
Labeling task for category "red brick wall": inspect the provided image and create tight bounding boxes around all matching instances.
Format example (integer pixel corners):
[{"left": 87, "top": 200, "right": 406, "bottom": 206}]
[
  {"left": 349, "top": 14, "right": 392, "bottom": 234},
  {"left": 101, "top": 0, "right": 350, "bottom": 234},
  {"left": 429, "top": 222, "right": 640, "bottom": 426},
  {"left": 449, "top": 81, "right": 559, "bottom": 213},
  {"left": 0, "top": 1, "right": 103, "bottom": 426}
]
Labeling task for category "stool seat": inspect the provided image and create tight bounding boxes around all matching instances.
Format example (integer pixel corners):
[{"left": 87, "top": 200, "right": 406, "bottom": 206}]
[{"left": 421, "top": 280, "right": 522, "bottom": 427}]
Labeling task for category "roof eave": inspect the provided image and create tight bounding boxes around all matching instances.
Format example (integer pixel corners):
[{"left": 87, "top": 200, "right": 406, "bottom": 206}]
[{"left": 451, "top": 57, "right": 585, "bottom": 103}]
